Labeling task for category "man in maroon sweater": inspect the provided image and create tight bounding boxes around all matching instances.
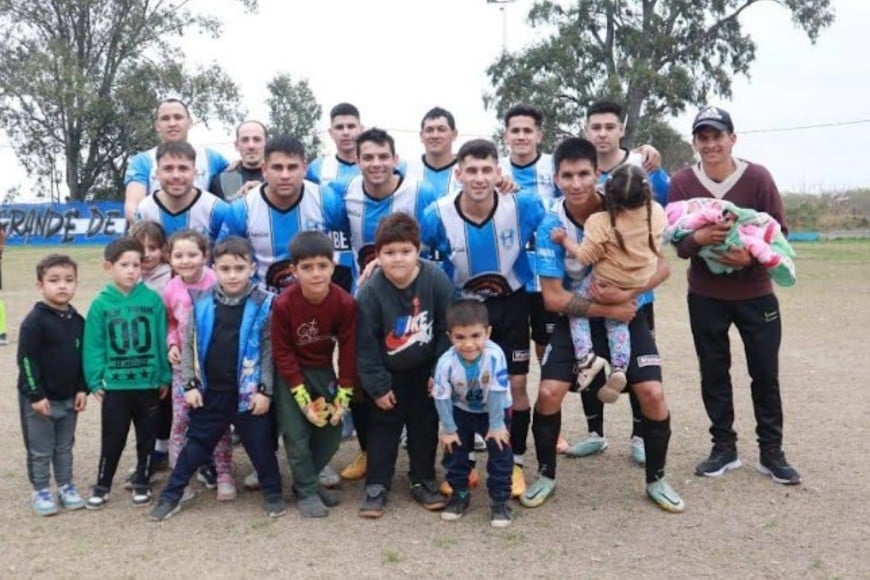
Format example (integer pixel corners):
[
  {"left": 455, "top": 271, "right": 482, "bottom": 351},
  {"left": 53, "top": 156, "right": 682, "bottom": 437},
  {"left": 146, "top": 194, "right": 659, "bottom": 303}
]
[
  {"left": 271, "top": 231, "right": 358, "bottom": 517},
  {"left": 669, "top": 107, "right": 800, "bottom": 485}
]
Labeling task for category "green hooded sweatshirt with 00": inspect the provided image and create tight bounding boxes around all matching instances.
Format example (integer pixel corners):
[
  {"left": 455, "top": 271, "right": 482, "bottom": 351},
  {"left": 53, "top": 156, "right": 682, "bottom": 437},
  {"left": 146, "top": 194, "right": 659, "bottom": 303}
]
[{"left": 83, "top": 282, "right": 172, "bottom": 392}]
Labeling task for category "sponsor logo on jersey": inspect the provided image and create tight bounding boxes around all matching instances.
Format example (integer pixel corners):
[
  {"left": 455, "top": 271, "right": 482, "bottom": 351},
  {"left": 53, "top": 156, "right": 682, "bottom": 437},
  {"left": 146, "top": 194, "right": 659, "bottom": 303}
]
[
  {"left": 462, "top": 274, "right": 512, "bottom": 298},
  {"left": 636, "top": 354, "right": 661, "bottom": 368}
]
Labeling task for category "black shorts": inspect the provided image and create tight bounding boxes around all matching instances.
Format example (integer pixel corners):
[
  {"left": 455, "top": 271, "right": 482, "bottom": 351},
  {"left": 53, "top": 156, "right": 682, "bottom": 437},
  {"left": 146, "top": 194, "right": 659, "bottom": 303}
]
[
  {"left": 640, "top": 302, "right": 655, "bottom": 333},
  {"left": 541, "top": 309, "right": 662, "bottom": 387},
  {"left": 528, "top": 291, "right": 559, "bottom": 346},
  {"left": 486, "top": 290, "right": 530, "bottom": 375}
]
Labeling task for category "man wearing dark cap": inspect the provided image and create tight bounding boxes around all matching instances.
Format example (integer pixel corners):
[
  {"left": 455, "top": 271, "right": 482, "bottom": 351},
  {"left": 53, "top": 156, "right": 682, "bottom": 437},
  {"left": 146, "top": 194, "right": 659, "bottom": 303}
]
[{"left": 668, "top": 106, "right": 801, "bottom": 485}]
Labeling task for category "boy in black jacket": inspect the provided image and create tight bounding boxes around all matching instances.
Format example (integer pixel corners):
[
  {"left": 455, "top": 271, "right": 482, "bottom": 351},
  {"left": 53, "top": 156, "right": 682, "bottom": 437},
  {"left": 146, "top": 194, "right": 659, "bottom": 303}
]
[
  {"left": 356, "top": 213, "right": 455, "bottom": 518},
  {"left": 17, "top": 255, "right": 88, "bottom": 516}
]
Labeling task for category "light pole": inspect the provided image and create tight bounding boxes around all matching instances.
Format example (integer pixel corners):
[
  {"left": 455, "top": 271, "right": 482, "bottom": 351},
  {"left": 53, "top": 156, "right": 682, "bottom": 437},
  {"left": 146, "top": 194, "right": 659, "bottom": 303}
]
[{"left": 487, "top": 0, "right": 517, "bottom": 52}]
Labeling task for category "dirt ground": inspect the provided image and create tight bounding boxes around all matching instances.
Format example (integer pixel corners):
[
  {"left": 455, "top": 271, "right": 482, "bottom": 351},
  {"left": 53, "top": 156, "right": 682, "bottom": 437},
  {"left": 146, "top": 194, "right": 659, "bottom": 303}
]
[{"left": 1, "top": 242, "right": 868, "bottom": 579}]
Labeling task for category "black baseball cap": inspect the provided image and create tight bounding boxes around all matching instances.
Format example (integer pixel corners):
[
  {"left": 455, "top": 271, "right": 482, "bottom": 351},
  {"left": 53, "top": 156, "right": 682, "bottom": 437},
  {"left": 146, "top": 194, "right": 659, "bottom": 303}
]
[{"left": 692, "top": 107, "right": 734, "bottom": 134}]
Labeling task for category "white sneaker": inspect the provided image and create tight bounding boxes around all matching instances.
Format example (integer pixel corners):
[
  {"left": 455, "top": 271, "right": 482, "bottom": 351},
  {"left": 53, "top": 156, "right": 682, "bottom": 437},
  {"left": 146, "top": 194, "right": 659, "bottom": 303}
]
[
  {"left": 474, "top": 433, "right": 487, "bottom": 452},
  {"left": 57, "top": 483, "right": 85, "bottom": 510},
  {"left": 243, "top": 471, "right": 260, "bottom": 491},
  {"left": 318, "top": 465, "right": 340, "bottom": 488},
  {"left": 32, "top": 489, "right": 59, "bottom": 516}
]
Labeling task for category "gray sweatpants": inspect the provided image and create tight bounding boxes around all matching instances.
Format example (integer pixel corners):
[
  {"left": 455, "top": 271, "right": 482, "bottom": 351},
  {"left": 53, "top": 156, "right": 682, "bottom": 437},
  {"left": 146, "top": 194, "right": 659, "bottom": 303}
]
[{"left": 19, "top": 394, "right": 78, "bottom": 491}]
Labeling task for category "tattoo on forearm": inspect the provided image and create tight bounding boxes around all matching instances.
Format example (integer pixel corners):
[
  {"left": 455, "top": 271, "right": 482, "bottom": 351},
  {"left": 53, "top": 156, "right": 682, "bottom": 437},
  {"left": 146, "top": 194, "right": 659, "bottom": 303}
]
[{"left": 565, "top": 295, "right": 591, "bottom": 317}]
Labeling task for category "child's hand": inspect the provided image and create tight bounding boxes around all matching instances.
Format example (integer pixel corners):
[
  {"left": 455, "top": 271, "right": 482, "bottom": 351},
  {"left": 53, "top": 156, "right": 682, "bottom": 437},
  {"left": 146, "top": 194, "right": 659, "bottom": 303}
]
[
  {"left": 74, "top": 392, "right": 87, "bottom": 412},
  {"left": 185, "top": 388, "right": 203, "bottom": 409},
  {"left": 92, "top": 389, "right": 104, "bottom": 402},
  {"left": 427, "top": 377, "right": 435, "bottom": 397},
  {"left": 357, "top": 258, "right": 382, "bottom": 287},
  {"left": 328, "top": 386, "right": 353, "bottom": 426},
  {"left": 250, "top": 393, "right": 271, "bottom": 416},
  {"left": 440, "top": 432, "right": 461, "bottom": 454},
  {"left": 485, "top": 427, "right": 510, "bottom": 451},
  {"left": 550, "top": 228, "right": 567, "bottom": 245},
  {"left": 374, "top": 390, "right": 396, "bottom": 411},
  {"left": 167, "top": 345, "right": 182, "bottom": 367},
  {"left": 291, "top": 385, "right": 329, "bottom": 426},
  {"left": 158, "top": 386, "right": 169, "bottom": 400},
  {"left": 31, "top": 398, "right": 51, "bottom": 416}
]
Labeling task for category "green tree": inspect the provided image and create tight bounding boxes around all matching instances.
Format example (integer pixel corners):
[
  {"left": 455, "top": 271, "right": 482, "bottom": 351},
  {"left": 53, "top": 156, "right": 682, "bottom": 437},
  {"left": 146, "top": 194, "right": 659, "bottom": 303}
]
[
  {"left": 0, "top": 0, "right": 256, "bottom": 201},
  {"left": 266, "top": 74, "right": 322, "bottom": 161},
  {"left": 485, "top": 0, "right": 834, "bottom": 151}
]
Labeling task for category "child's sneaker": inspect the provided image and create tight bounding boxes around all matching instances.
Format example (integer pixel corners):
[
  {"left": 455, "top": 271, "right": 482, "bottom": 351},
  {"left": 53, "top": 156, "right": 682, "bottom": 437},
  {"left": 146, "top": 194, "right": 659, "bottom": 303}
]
[
  {"left": 340, "top": 452, "right": 367, "bottom": 480},
  {"left": 318, "top": 465, "right": 340, "bottom": 488},
  {"left": 297, "top": 494, "right": 328, "bottom": 518},
  {"left": 359, "top": 485, "right": 387, "bottom": 519},
  {"left": 131, "top": 486, "right": 152, "bottom": 507},
  {"left": 31, "top": 489, "right": 59, "bottom": 516},
  {"left": 598, "top": 368, "right": 627, "bottom": 403},
  {"left": 409, "top": 480, "right": 447, "bottom": 511},
  {"left": 441, "top": 491, "right": 470, "bottom": 521},
  {"left": 86, "top": 487, "right": 109, "bottom": 510},
  {"left": 0, "top": 333, "right": 8, "bottom": 345},
  {"left": 490, "top": 501, "right": 512, "bottom": 528},
  {"left": 57, "top": 483, "right": 86, "bottom": 510},
  {"left": 317, "top": 486, "right": 342, "bottom": 507},
  {"left": 576, "top": 355, "right": 607, "bottom": 389},
  {"left": 243, "top": 471, "right": 260, "bottom": 491},
  {"left": 264, "top": 495, "right": 287, "bottom": 518},
  {"left": 149, "top": 497, "right": 181, "bottom": 522},
  {"left": 216, "top": 474, "right": 237, "bottom": 501},
  {"left": 196, "top": 464, "right": 217, "bottom": 489},
  {"left": 473, "top": 433, "right": 487, "bottom": 451}
]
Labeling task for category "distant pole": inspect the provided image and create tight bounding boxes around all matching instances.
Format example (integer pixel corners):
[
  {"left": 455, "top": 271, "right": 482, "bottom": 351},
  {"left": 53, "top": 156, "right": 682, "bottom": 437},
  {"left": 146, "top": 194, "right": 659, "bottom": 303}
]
[{"left": 487, "top": 0, "right": 516, "bottom": 52}]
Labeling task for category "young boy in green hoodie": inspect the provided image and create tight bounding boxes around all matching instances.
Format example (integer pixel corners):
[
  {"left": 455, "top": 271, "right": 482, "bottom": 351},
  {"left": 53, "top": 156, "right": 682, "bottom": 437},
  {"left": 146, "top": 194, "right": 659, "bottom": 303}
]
[{"left": 84, "top": 237, "right": 171, "bottom": 509}]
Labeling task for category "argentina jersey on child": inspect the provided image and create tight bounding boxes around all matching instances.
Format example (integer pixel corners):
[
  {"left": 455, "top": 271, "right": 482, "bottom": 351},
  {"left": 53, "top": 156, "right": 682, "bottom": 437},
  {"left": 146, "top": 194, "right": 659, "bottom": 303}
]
[
  {"left": 219, "top": 182, "right": 345, "bottom": 292},
  {"left": 124, "top": 146, "right": 227, "bottom": 196},
  {"left": 433, "top": 340, "right": 512, "bottom": 413},
  {"left": 403, "top": 155, "right": 459, "bottom": 199},
  {"left": 420, "top": 190, "right": 545, "bottom": 299},
  {"left": 331, "top": 175, "right": 438, "bottom": 273},
  {"left": 134, "top": 189, "right": 228, "bottom": 242}
]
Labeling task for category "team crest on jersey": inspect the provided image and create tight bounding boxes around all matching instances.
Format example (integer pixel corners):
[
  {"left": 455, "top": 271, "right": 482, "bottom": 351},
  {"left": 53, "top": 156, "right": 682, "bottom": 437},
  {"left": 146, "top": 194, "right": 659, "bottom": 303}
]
[
  {"left": 481, "top": 371, "right": 491, "bottom": 386},
  {"left": 385, "top": 297, "right": 433, "bottom": 355},
  {"left": 463, "top": 274, "right": 512, "bottom": 298},
  {"left": 499, "top": 228, "right": 516, "bottom": 250},
  {"left": 265, "top": 258, "right": 296, "bottom": 293}
]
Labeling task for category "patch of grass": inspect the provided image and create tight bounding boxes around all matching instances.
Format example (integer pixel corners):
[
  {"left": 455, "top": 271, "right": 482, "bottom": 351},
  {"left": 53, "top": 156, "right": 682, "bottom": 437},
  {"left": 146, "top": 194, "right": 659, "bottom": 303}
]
[
  {"left": 382, "top": 548, "right": 402, "bottom": 564},
  {"left": 792, "top": 239, "right": 870, "bottom": 261},
  {"left": 433, "top": 537, "right": 457, "bottom": 549},
  {"left": 492, "top": 530, "right": 526, "bottom": 547}
]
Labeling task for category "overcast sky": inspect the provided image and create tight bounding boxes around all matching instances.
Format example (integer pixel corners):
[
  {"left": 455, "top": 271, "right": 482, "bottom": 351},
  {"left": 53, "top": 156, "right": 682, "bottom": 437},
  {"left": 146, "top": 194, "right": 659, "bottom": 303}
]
[{"left": 2, "top": 0, "right": 868, "bottom": 200}]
